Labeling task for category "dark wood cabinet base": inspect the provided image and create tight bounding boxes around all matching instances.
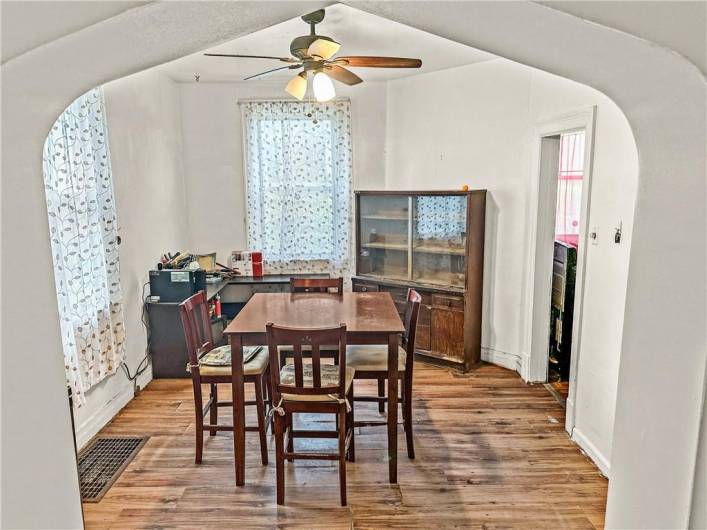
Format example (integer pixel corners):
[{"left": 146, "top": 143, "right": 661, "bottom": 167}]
[{"left": 352, "top": 276, "right": 478, "bottom": 372}]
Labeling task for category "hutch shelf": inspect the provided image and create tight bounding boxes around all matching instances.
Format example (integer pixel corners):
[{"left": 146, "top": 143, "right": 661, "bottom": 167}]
[{"left": 353, "top": 190, "right": 486, "bottom": 371}]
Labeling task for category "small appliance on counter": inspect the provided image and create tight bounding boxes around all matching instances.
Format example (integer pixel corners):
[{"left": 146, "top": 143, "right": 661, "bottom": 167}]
[
  {"left": 148, "top": 269, "right": 207, "bottom": 303},
  {"left": 230, "top": 250, "right": 263, "bottom": 277}
]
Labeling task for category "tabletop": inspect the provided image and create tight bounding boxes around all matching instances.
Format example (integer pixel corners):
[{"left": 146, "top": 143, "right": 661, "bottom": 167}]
[{"left": 224, "top": 292, "right": 405, "bottom": 335}]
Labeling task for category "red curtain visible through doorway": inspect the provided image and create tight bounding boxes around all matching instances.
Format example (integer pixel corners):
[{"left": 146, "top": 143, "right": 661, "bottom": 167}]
[{"left": 555, "top": 131, "right": 585, "bottom": 248}]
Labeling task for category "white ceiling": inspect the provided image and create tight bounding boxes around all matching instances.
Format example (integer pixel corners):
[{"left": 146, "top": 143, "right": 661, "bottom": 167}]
[{"left": 158, "top": 3, "right": 497, "bottom": 84}]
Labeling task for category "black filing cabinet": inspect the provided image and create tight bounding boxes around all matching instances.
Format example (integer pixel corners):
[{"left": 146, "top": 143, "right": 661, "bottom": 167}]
[
  {"left": 147, "top": 302, "right": 226, "bottom": 378},
  {"left": 549, "top": 241, "right": 577, "bottom": 379}
]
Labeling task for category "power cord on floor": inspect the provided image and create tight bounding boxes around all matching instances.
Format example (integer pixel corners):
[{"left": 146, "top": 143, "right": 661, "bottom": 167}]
[{"left": 121, "top": 281, "right": 152, "bottom": 396}]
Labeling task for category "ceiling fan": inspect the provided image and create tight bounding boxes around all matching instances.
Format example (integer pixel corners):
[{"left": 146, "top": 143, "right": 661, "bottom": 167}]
[{"left": 204, "top": 9, "right": 422, "bottom": 102}]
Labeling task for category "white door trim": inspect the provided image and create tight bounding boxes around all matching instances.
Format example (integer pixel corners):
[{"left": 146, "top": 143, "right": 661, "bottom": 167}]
[{"left": 524, "top": 107, "right": 596, "bottom": 435}]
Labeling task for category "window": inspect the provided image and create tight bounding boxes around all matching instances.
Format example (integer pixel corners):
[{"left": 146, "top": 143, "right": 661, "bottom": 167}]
[
  {"left": 242, "top": 100, "right": 352, "bottom": 265},
  {"left": 555, "top": 130, "right": 585, "bottom": 247},
  {"left": 42, "top": 87, "right": 125, "bottom": 405}
]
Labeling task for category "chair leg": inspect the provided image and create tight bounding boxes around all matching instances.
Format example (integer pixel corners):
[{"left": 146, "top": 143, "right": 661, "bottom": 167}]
[
  {"left": 338, "top": 406, "right": 348, "bottom": 506},
  {"left": 404, "top": 375, "right": 415, "bottom": 459},
  {"left": 254, "top": 376, "right": 268, "bottom": 465},
  {"left": 286, "top": 412, "right": 294, "bottom": 462},
  {"left": 265, "top": 366, "right": 274, "bottom": 431},
  {"left": 209, "top": 384, "right": 218, "bottom": 436},
  {"left": 274, "top": 412, "right": 285, "bottom": 505},
  {"left": 378, "top": 379, "right": 385, "bottom": 413},
  {"left": 347, "top": 385, "right": 355, "bottom": 462},
  {"left": 192, "top": 378, "right": 204, "bottom": 464}
]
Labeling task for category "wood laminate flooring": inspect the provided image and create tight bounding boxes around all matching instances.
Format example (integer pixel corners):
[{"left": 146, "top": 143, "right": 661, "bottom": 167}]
[{"left": 83, "top": 363, "right": 607, "bottom": 529}]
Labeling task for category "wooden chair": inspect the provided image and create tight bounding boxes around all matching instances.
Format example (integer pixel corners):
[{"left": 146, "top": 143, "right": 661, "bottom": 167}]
[
  {"left": 346, "top": 289, "right": 421, "bottom": 458},
  {"left": 289, "top": 276, "right": 344, "bottom": 293},
  {"left": 280, "top": 277, "right": 344, "bottom": 367},
  {"left": 266, "top": 322, "right": 354, "bottom": 506},
  {"left": 178, "top": 291, "right": 270, "bottom": 469}
]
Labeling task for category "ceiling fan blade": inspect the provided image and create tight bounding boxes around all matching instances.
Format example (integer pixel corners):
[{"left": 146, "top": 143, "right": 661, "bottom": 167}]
[
  {"left": 307, "top": 38, "right": 341, "bottom": 60},
  {"left": 325, "top": 65, "right": 363, "bottom": 86},
  {"left": 333, "top": 56, "right": 422, "bottom": 68},
  {"left": 243, "top": 64, "right": 302, "bottom": 81},
  {"left": 204, "top": 53, "right": 299, "bottom": 63}
]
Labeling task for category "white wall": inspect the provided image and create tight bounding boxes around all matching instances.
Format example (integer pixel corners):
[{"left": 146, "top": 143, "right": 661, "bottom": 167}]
[
  {"left": 542, "top": 1, "right": 707, "bottom": 75},
  {"left": 384, "top": 59, "right": 638, "bottom": 474},
  {"left": 692, "top": 393, "right": 707, "bottom": 528},
  {"left": 70, "top": 69, "right": 188, "bottom": 448},
  {"left": 179, "top": 80, "right": 387, "bottom": 262}
]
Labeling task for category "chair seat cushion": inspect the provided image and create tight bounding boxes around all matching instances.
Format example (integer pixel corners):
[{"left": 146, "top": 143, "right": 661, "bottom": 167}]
[
  {"left": 279, "top": 363, "right": 354, "bottom": 402},
  {"left": 346, "top": 345, "right": 407, "bottom": 372},
  {"left": 189, "top": 345, "right": 269, "bottom": 377}
]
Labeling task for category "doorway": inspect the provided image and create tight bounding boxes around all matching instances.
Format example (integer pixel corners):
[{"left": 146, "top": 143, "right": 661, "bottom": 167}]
[
  {"left": 528, "top": 108, "right": 595, "bottom": 433},
  {"left": 547, "top": 130, "right": 585, "bottom": 401}
]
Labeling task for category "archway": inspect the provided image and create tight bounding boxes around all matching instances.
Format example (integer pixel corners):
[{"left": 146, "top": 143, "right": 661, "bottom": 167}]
[{"left": 2, "top": 3, "right": 704, "bottom": 529}]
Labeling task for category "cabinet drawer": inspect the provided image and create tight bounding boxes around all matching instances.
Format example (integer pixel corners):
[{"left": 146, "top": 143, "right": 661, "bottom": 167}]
[
  {"left": 386, "top": 286, "right": 409, "bottom": 303},
  {"left": 352, "top": 280, "right": 379, "bottom": 293},
  {"left": 432, "top": 293, "right": 464, "bottom": 310}
]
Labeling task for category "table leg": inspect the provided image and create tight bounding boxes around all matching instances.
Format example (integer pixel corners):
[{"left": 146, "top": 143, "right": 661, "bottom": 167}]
[
  {"left": 387, "top": 332, "right": 399, "bottom": 484},
  {"left": 230, "top": 334, "right": 246, "bottom": 486}
]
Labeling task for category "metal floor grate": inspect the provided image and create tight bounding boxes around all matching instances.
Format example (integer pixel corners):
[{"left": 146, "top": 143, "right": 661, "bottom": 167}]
[{"left": 78, "top": 436, "right": 147, "bottom": 502}]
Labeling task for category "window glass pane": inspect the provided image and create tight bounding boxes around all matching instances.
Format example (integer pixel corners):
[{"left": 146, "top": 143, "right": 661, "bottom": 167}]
[{"left": 555, "top": 131, "right": 585, "bottom": 246}]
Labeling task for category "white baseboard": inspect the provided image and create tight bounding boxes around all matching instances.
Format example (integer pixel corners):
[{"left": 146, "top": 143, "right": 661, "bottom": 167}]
[
  {"left": 565, "top": 396, "right": 576, "bottom": 429},
  {"left": 571, "top": 426, "right": 611, "bottom": 477},
  {"left": 74, "top": 370, "right": 152, "bottom": 449},
  {"left": 75, "top": 384, "right": 134, "bottom": 449},
  {"left": 481, "top": 347, "right": 530, "bottom": 380}
]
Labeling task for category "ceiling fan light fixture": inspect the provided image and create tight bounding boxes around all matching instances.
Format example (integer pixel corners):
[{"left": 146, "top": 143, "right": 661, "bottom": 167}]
[
  {"left": 312, "top": 71, "right": 335, "bottom": 102},
  {"left": 307, "top": 38, "right": 341, "bottom": 60},
  {"left": 285, "top": 72, "right": 307, "bottom": 100}
]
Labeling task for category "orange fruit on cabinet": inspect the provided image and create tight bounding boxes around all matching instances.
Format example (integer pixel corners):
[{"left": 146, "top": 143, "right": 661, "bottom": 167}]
[{"left": 461, "top": 184, "right": 469, "bottom": 191}]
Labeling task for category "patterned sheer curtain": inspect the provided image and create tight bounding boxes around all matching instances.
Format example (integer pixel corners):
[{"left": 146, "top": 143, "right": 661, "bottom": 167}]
[
  {"left": 242, "top": 100, "right": 353, "bottom": 274},
  {"left": 555, "top": 131, "right": 585, "bottom": 248},
  {"left": 42, "top": 87, "right": 126, "bottom": 406},
  {"left": 415, "top": 195, "right": 467, "bottom": 239}
]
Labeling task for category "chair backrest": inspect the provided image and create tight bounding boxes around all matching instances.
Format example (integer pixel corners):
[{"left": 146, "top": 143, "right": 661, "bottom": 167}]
[
  {"left": 178, "top": 290, "right": 214, "bottom": 369},
  {"left": 402, "top": 289, "right": 422, "bottom": 371},
  {"left": 289, "top": 277, "right": 344, "bottom": 293},
  {"left": 266, "top": 323, "right": 347, "bottom": 404}
]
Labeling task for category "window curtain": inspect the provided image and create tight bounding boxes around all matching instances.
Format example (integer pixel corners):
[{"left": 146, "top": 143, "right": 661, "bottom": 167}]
[
  {"left": 42, "top": 87, "right": 125, "bottom": 406},
  {"left": 241, "top": 100, "right": 353, "bottom": 276},
  {"left": 555, "top": 131, "right": 585, "bottom": 248},
  {"left": 415, "top": 195, "right": 467, "bottom": 239}
]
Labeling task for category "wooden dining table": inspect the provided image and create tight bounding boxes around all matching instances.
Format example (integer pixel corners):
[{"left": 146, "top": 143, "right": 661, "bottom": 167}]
[{"left": 224, "top": 291, "right": 406, "bottom": 486}]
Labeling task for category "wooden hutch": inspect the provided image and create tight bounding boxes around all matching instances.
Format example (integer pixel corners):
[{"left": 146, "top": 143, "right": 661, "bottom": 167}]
[{"left": 352, "top": 190, "right": 486, "bottom": 371}]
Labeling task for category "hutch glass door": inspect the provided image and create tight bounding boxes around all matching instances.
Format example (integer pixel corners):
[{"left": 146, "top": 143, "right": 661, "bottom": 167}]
[
  {"left": 358, "top": 194, "right": 410, "bottom": 281},
  {"left": 412, "top": 194, "right": 467, "bottom": 288}
]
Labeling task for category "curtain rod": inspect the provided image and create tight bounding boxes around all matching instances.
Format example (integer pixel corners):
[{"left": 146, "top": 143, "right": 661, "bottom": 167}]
[{"left": 237, "top": 97, "right": 350, "bottom": 104}]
